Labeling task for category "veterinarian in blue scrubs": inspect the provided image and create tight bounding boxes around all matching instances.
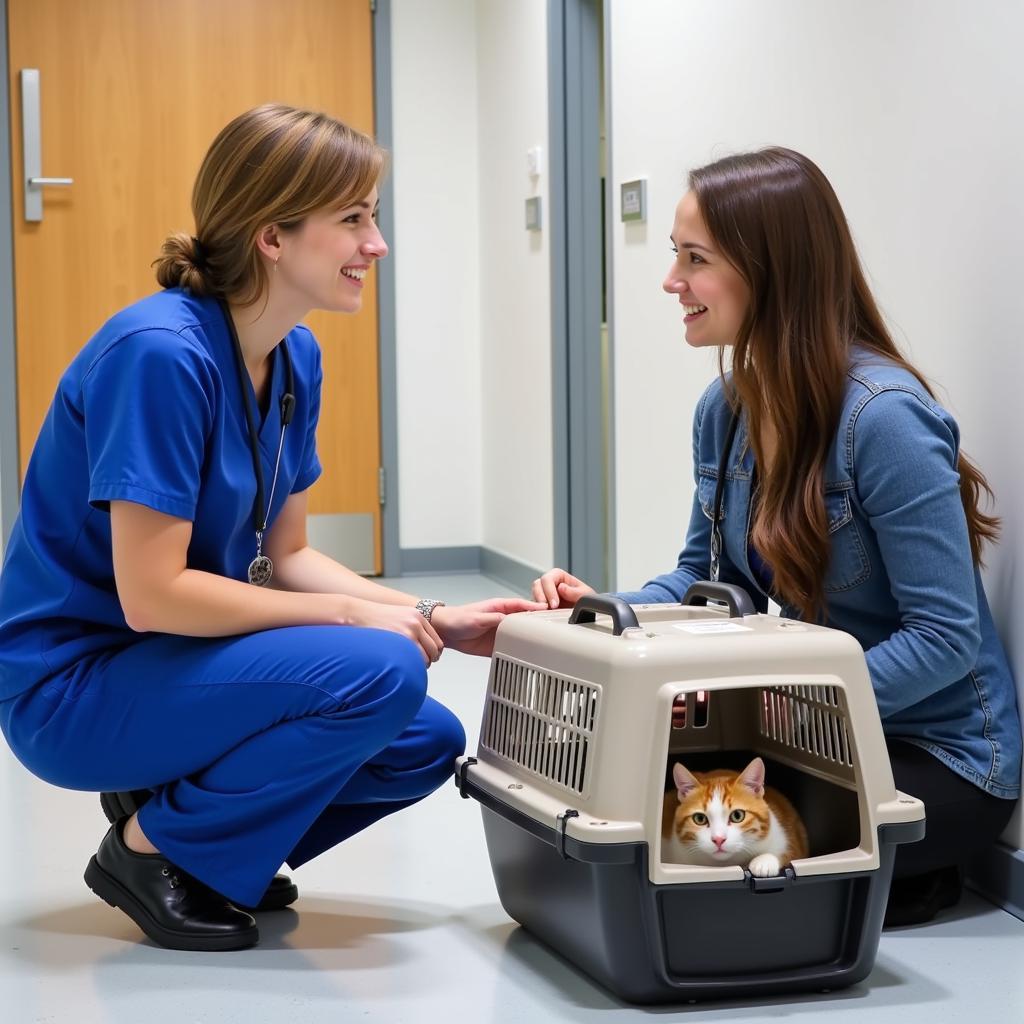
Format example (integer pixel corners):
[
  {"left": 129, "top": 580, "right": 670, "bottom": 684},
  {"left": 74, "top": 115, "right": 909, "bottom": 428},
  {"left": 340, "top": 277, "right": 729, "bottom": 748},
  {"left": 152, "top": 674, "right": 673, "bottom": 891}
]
[{"left": 0, "top": 104, "right": 541, "bottom": 952}]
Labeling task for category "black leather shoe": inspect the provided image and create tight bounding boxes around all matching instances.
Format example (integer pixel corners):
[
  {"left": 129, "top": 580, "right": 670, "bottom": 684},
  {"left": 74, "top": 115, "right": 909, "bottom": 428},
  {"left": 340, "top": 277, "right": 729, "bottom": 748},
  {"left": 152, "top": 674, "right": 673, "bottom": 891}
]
[
  {"left": 84, "top": 818, "right": 259, "bottom": 951},
  {"left": 99, "top": 790, "right": 299, "bottom": 912},
  {"left": 234, "top": 873, "right": 299, "bottom": 913}
]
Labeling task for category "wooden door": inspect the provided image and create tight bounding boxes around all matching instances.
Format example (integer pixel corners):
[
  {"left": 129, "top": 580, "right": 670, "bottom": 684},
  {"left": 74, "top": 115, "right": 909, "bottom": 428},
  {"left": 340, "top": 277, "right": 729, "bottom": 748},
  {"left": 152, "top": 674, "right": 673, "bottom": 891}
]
[{"left": 7, "top": 0, "right": 383, "bottom": 573}]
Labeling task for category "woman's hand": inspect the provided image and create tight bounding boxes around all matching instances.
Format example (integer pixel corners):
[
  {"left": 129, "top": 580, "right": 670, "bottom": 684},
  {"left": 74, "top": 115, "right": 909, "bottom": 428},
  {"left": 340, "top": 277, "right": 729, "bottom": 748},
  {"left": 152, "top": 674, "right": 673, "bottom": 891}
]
[
  {"left": 432, "top": 598, "right": 547, "bottom": 658},
  {"left": 342, "top": 598, "right": 445, "bottom": 666},
  {"left": 532, "top": 568, "right": 596, "bottom": 609}
]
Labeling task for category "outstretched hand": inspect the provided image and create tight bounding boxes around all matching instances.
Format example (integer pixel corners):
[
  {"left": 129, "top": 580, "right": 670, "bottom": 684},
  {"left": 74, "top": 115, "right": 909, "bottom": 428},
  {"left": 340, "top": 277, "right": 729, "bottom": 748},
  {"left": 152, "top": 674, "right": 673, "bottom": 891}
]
[
  {"left": 531, "top": 568, "right": 596, "bottom": 609},
  {"left": 432, "top": 598, "right": 547, "bottom": 658}
]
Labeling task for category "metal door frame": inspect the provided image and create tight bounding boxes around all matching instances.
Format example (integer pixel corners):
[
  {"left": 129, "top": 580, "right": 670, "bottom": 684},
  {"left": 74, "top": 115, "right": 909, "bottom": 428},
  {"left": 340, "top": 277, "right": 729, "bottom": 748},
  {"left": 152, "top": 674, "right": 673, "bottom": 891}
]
[
  {"left": 548, "top": 0, "right": 614, "bottom": 590},
  {"left": 372, "top": 0, "right": 401, "bottom": 575},
  {"left": 0, "top": 0, "right": 19, "bottom": 548}
]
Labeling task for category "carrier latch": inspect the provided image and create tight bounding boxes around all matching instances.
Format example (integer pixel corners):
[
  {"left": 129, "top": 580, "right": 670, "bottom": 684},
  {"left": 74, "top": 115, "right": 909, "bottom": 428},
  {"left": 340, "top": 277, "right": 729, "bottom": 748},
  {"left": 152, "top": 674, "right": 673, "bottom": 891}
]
[
  {"left": 745, "top": 866, "right": 796, "bottom": 893},
  {"left": 555, "top": 808, "right": 580, "bottom": 859},
  {"left": 455, "top": 757, "right": 478, "bottom": 799}
]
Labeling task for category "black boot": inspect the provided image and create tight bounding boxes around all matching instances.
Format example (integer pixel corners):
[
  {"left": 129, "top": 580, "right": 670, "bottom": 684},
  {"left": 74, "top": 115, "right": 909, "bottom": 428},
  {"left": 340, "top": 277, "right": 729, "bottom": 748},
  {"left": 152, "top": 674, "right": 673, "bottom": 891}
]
[
  {"left": 99, "top": 790, "right": 299, "bottom": 912},
  {"left": 884, "top": 865, "right": 963, "bottom": 928},
  {"left": 84, "top": 818, "right": 259, "bottom": 951}
]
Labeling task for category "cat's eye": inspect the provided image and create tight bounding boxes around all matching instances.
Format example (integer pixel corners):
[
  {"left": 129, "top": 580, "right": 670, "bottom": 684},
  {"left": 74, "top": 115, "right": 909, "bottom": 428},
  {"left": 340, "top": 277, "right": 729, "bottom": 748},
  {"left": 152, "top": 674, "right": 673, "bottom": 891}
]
[
  {"left": 729, "top": 810, "right": 746, "bottom": 823},
  {"left": 691, "top": 812, "right": 708, "bottom": 826}
]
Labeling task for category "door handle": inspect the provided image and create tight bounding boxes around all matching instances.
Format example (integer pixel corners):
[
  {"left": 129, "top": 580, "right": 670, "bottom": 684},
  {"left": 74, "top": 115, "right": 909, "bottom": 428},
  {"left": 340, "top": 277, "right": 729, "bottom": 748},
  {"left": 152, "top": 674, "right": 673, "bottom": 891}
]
[{"left": 21, "top": 69, "right": 74, "bottom": 222}]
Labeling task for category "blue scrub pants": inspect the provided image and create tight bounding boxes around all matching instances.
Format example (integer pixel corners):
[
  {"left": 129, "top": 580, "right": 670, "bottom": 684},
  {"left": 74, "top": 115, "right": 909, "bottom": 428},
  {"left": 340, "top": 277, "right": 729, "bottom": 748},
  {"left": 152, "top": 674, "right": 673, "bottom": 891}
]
[{"left": 0, "top": 626, "right": 466, "bottom": 907}]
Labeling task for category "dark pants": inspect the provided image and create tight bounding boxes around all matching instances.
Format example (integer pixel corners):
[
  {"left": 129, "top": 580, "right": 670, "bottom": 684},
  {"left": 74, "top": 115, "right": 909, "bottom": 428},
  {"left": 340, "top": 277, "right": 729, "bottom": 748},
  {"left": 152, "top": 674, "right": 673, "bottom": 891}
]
[{"left": 888, "top": 738, "right": 1016, "bottom": 878}]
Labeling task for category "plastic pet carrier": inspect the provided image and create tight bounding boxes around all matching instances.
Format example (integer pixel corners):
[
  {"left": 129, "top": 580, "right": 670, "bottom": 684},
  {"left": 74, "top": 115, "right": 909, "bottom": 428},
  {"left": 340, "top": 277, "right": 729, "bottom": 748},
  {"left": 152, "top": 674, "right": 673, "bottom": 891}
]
[{"left": 456, "top": 583, "right": 925, "bottom": 1004}]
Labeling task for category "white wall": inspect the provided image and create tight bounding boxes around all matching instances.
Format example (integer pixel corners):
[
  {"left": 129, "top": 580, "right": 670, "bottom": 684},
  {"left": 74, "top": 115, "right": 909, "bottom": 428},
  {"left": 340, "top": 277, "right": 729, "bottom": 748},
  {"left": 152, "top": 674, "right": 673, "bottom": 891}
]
[
  {"left": 609, "top": 0, "right": 1024, "bottom": 844},
  {"left": 475, "top": 0, "right": 553, "bottom": 571},
  {"left": 391, "top": 0, "right": 552, "bottom": 571},
  {"left": 391, "top": 0, "right": 483, "bottom": 550}
]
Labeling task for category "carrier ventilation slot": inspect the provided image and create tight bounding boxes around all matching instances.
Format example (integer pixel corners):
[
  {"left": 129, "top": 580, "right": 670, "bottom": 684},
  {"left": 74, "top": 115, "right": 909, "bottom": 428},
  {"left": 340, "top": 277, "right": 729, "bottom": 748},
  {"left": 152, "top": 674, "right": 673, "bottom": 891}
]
[
  {"left": 671, "top": 690, "right": 710, "bottom": 730},
  {"left": 482, "top": 657, "right": 600, "bottom": 796},
  {"left": 758, "top": 685, "right": 855, "bottom": 775}
]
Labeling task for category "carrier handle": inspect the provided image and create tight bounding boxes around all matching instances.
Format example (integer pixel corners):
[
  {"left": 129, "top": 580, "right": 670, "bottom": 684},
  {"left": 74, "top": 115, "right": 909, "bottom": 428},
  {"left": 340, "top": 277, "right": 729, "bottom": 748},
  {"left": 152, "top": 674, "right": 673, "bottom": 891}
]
[
  {"left": 568, "top": 594, "right": 641, "bottom": 635},
  {"left": 682, "top": 581, "right": 757, "bottom": 618}
]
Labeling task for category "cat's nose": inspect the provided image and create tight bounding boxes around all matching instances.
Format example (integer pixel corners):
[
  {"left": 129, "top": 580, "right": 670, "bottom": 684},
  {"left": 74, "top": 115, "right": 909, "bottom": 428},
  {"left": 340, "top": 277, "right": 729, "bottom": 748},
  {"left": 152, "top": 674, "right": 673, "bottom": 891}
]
[{"left": 712, "top": 835, "right": 727, "bottom": 850}]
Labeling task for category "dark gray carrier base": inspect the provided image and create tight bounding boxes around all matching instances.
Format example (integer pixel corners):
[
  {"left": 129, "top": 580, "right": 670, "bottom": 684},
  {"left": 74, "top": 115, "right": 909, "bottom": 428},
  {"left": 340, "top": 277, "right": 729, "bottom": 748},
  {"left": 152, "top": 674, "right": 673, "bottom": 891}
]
[{"left": 459, "top": 769, "right": 924, "bottom": 1005}]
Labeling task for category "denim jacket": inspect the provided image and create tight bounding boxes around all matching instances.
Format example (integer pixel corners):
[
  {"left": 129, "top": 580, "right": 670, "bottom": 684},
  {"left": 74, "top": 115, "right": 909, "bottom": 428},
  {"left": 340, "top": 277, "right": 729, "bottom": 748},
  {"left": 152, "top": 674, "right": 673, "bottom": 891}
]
[{"left": 616, "top": 353, "right": 1022, "bottom": 799}]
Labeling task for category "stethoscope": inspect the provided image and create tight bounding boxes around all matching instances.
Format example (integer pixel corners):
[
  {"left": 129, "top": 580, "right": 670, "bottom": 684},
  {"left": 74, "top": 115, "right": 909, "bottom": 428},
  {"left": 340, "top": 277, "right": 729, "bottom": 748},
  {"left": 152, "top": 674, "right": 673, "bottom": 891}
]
[{"left": 218, "top": 298, "right": 295, "bottom": 586}]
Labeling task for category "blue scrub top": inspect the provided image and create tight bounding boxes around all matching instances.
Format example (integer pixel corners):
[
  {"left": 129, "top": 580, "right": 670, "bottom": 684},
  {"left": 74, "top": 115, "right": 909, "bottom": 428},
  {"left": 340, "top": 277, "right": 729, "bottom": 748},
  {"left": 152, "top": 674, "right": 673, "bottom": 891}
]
[{"left": 0, "top": 288, "right": 323, "bottom": 701}]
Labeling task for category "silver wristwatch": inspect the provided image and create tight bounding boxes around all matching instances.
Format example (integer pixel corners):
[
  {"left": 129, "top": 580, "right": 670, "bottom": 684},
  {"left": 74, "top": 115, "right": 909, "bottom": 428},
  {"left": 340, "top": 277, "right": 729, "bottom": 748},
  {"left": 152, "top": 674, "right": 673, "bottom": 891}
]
[{"left": 414, "top": 598, "right": 446, "bottom": 623}]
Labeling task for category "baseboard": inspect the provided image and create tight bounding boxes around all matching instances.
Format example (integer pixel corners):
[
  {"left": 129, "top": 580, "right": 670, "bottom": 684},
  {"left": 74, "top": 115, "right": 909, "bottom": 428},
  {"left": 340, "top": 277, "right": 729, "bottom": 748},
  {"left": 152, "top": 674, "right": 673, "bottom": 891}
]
[
  {"left": 396, "top": 545, "right": 542, "bottom": 596},
  {"left": 307, "top": 513, "right": 374, "bottom": 575},
  {"left": 480, "top": 547, "right": 541, "bottom": 596},
  {"left": 967, "top": 841, "right": 1024, "bottom": 923},
  {"left": 398, "top": 546, "right": 482, "bottom": 576}
]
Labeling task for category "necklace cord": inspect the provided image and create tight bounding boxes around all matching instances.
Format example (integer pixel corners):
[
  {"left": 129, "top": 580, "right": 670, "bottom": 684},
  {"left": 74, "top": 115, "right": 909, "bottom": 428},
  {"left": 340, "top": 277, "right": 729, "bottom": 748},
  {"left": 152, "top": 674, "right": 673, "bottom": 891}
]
[
  {"left": 219, "top": 299, "right": 295, "bottom": 535},
  {"left": 711, "top": 408, "right": 741, "bottom": 582}
]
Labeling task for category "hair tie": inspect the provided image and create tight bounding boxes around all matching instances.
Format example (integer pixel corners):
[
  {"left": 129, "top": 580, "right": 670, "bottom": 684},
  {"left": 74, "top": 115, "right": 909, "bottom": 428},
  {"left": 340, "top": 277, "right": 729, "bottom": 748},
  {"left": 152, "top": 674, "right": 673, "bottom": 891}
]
[{"left": 190, "top": 236, "right": 208, "bottom": 272}]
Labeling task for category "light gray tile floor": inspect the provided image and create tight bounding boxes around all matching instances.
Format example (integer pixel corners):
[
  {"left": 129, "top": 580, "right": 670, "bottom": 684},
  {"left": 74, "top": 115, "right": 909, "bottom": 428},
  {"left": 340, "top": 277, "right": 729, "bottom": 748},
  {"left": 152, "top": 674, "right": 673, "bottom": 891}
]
[{"left": 2, "top": 575, "right": 1022, "bottom": 1023}]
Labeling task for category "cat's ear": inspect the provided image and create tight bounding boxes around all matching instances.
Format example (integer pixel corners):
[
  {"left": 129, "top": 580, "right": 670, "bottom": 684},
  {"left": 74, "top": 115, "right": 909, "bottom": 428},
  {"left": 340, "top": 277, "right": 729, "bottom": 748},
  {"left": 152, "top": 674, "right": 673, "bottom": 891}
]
[
  {"left": 737, "top": 757, "right": 766, "bottom": 797},
  {"left": 673, "top": 762, "right": 701, "bottom": 800}
]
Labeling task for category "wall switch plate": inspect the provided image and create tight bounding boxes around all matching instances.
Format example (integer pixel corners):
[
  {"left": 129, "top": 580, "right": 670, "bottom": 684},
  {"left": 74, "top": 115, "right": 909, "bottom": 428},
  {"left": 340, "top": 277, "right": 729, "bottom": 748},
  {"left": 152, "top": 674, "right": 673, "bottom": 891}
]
[
  {"left": 620, "top": 178, "right": 647, "bottom": 222},
  {"left": 525, "top": 196, "right": 542, "bottom": 231}
]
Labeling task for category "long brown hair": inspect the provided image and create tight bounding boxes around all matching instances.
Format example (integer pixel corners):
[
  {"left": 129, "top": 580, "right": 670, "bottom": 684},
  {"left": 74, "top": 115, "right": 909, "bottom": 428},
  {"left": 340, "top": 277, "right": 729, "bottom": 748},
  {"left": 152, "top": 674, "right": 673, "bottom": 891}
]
[
  {"left": 689, "top": 147, "right": 998, "bottom": 621},
  {"left": 154, "top": 103, "right": 385, "bottom": 305}
]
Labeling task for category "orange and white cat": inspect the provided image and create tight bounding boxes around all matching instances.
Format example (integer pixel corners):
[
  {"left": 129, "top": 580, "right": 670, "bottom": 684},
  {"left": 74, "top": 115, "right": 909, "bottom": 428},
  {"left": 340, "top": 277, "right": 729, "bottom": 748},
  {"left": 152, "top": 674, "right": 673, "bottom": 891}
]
[{"left": 661, "top": 757, "right": 809, "bottom": 877}]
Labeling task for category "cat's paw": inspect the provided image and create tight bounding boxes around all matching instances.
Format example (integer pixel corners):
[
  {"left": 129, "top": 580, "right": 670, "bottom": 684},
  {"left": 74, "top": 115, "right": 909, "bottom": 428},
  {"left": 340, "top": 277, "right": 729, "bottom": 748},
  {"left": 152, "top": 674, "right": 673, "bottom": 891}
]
[{"left": 749, "top": 854, "right": 781, "bottom": 878}]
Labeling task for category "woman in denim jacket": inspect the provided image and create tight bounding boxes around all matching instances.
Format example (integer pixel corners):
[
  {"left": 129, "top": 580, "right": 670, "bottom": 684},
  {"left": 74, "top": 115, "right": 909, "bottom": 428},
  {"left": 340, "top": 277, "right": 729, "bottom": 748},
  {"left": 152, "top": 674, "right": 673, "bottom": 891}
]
[{"left": 536, "top": 147, "right": 1021, "bottom": 926}]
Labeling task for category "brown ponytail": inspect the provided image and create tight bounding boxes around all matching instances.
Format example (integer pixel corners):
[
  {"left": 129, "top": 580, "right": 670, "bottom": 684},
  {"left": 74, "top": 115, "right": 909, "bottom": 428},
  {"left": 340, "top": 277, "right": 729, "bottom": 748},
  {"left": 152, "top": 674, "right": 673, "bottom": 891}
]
[{"left": 154, "top": 232, "right": 212, "bottom": 296}]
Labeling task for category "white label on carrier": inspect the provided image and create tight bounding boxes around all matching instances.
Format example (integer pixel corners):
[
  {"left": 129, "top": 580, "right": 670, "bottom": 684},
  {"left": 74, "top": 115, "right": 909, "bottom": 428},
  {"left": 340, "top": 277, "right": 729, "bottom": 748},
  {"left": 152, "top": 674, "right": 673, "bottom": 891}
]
[{"left": 672, "top": 621, "right": 753, "bottom": 634}]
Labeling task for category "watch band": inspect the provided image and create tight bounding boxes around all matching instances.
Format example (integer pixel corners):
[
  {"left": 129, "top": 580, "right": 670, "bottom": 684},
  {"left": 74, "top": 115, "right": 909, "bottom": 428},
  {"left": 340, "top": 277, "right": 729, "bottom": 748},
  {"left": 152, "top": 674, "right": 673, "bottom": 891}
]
[{"left": 414, "top": 598, "right": 446, "bottom": 623}]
